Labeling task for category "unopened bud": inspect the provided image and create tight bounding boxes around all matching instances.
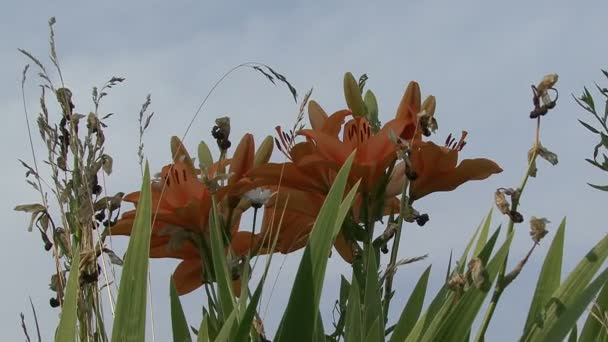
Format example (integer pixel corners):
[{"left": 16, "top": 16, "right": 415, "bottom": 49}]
[{"left": 254, "top": 136, "right": 274, "bottom": 167}]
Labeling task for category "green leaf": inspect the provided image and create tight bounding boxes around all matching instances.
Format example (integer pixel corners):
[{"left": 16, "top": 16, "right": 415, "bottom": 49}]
[
  {"left": 583, "top": 87, "right": 597, "bottom": 113},
  {"left": 363, "top": 250, "right": 384, "bottom": 342},
  {"left": 345, "top": 276, "right": 363, "bottom": 342},
  {"left": 579, "top": 119, "right": 601, "bottom": 134},
  {"left": 209, "top": 195, "right": 236, "bottom": 321},
  {"left": 111, "top": 162, "right": 153, "bottom": 342},
  {"left": 196, "top": 315, "right": 209, "bottom": 342},
  {"left": 523, "top": 218, "right": 566, "bottom": 332},
  {"left": 457, "top": 217, "right": 484, "bottom": 273},
  {"left": 233, "top": 279, "right": 264, "bottom": 342},
  {"left": 55, "top": 246, "right": 80, "bottom": 342},
  {"left": 340, "top": 275, "right": 350, "bottom": 308},
  {"left": 588, "top": 183, "right": 608, "bottom": 191},
  {"left": 473, "top": 208, "right": 493, "bottom": 258},
  {"left": 390, "top": 266, "right": 431, "bottom": 342},
  {"left": 568, "top": 325, "right": 577, "bottom": 342},
  {"left": 534, "top": 267, "right": 608, "bottom": 341},
  {"left": 170, "top": 278, "right": 192, "bottom": 342},
  {"left": 407, "top": 216, "right": 491, "bottom": 341},
  {"left": 477, "top": 225, "right": 502, "bottom": 265},
  {"left": 275, "top": 153, "right": 358, "bottom": 342},
  {"left": 214, "top": 310, "right": 237, "bottom": 342},
  {"left": 315, "top": 312, "right": 327, "bottom": 342},
  {"left": 365, "top": 319, "right": 382, "bottom": 342},
  {"left": 429, "top": 232, "right": 514, "bottom": 342},
  {"left": 344, "top": 72, "right": 368, "bottom": 117},
  {"left": 524, "top": 232, "right": 608, "bottom": 340},
  {"left": 577, "top": 274, "right": 608, "bottom": 341}
]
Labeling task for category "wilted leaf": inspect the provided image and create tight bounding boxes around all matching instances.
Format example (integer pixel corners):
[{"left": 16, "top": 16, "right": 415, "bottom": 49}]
[
  {"left": 103, "top": 248, "right": 124, "bottom": 266},
  {"left": 538, "top": 144, "right": 559, "bottom": 166},
  {"left": 14, "top": 203, "right": 46, "bottom": 232},
  {"left": 101, "top": 154, "right": 113, "bottom": 175}
]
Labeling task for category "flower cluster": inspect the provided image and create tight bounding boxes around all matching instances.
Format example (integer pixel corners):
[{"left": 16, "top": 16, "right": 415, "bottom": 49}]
[{"left": 112, "top": 73, "right": 502, "bottom": 295}]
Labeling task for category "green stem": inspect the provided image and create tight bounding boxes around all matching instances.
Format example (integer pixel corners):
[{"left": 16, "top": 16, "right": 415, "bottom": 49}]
[
  {"left": 383, "top": 177, "right": 410, "bottom": 318},
  {"left": 475, "top": 117, "right": 541, "bottom": 341}
]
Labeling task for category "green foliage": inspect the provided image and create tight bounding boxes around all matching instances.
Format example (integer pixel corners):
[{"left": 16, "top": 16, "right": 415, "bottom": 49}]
[
  {"left": 209, "top": 196, "right": 236, "bottom": 322},
  {"left": 55, "top": 246, "right": 80, "bottom": 342},
  {"left": 579, "top": 280, "right": 608, "bottom": 341},
  {"left": 275, "top": 152, "right": 358, "bottom": 341},
  {"left": 170, "top": 279, "right": 192, "bottom": 342},
  {"left": 522, "top": 232, "right": 608, "bottom": 341},
  {"left": 576, "top": 70, "right": 608, "bottom": 190},
  {"left": 111, "top": 163, "right": 153, "bottom": 342},
  {"left": 389, "top": 266, "right": 431, "bottom": 342},
  {"left": 524, "top": 218, "right": 566, "bottom": 332}
]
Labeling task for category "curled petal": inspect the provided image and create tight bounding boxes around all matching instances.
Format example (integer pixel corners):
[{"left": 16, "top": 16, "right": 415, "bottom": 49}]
[
  {"left": 172, "top": 259, "right": 204, "bottom": 295},
  {"left": 334, "top": 231, "right": 354, "bottom": 263},
  {"left": 411, "top": 158, "right": 503, "bottom": 200},
  {"left": 320, "top": 110, "right": 351, "bottom": 137}
]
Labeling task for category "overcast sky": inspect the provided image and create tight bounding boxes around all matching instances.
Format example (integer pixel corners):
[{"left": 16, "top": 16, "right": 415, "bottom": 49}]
[{"left": 2, "top": 1, "right": 608, "bottom": 341}]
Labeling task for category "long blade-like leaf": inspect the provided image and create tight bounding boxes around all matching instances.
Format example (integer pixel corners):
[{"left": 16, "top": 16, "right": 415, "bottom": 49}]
[
  {"left": 364, "top": 250, "right": 384, "bottom": 342},
  {"left": 472, "top": 208, "right": 493, "bottom": 257},
  {"left": 524, "top": 232, "right": 608, "bottom": 340},
  {"left": 427, "top": 232, "right": 513, "bottom": 341},
  {"left": 579, "top": 280, "right": 608, "bottom": 341},
  {"left": 196, "top": 315, "right": 210, "bottom": 342},
  {"left": 209, "top": 196, "right": 236, "bottom": 322},
  {"left": 111, "top": 162, "right": 153, "bottom": 342},
  {"left": 275, "top": 153, "right": 357, "bottom": 341},
  {"left": 390, "top": 266, "right": 431, "bottom": 342},
  {"left": 345, "top": 275, "right": 363, "bottom": 342},
  {"left": 536, "top": 267, "right": 608, "bottom": 341},
  {"left": 523, "top": 218, "right": 565, "bottom": 332},
  {"left": 170, "top": 278, "right": 192, "bottom": 342},
  {"left": 214, "top": 310, "right": 237, "bottom": 342},
  {"left": 55, "top": 247, "right": 80, "bottom": 342}
]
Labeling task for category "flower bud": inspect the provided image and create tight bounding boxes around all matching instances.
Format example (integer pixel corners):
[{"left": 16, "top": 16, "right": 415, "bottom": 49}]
[{"left": 253, "top": 136, "right": 274, "bottom": 167}]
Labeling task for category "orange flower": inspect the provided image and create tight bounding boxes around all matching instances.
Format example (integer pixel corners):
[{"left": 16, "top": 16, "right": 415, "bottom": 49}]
[
  {"left": 244, "top": 81, "right": 428, "bottom": 262},
  {"left": 276, "top": 81, "right": 423, "bottom": 192},
  {"left": 249, "top": 188, "right": 400, "bottom": 263},
  {"left": 386, "top": 132, "right": 503, "bottom": 201},
  {"left": 111, "top": 134, "right": 269, "bottom": 295}
]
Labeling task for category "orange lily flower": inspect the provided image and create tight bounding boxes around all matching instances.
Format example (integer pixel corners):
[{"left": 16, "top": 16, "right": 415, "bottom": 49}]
[
  {"left": 386, "top": 131, "right": 503, "bottom": 201},
  {"left": 111, "top": 134, "right": 269, "bottom": 295},
  {"left": 248, "top": 188, "right": 400, "bottom": 263},
  {"left": 273, "top": 81, "right": 423, "bottom": 192},
  {"left": 245, "top": 81, "right": 428, "bottom": 262}
]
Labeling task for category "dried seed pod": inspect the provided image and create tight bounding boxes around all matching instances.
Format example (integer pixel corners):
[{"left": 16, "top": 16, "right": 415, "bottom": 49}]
[
  {"left": 529, "top": 216, "right": 550, "bottom": 243},
  {"left": 468, "top": 258, "right": 490, "bottom": 291}
]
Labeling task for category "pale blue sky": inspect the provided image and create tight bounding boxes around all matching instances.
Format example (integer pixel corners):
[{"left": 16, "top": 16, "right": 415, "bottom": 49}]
[{"left": 2, "top": 1, "right": 607, "bottom": 341}]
